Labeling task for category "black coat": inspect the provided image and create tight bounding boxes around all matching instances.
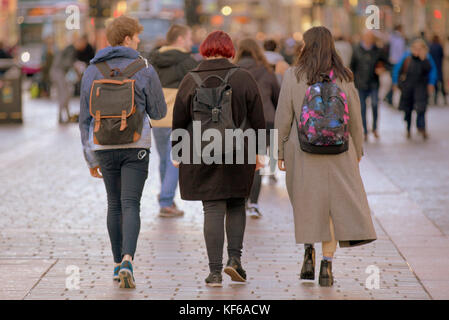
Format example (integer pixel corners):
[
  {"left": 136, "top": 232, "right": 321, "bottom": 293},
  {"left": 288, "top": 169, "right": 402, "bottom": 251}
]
[
  {"left": 149, "top": 48, "right": 198, "bottom": 88},
  {"left": 172, "top": 58, "right": 266, "bottom": 201},
  {"left": 399, "top": 55, "right": 431, "bottom": 112},
  {"left": 350, "top": 43, "right": 389, "bottom": 90},
  {"left": 236, "top": 57, "right": 280, "bottom": 127}
]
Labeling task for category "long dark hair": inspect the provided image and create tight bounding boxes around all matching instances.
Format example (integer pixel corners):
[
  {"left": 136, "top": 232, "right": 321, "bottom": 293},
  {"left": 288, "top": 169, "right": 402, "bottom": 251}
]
[
  {"left": 234, "top": 38, "right": 272, "bottom": 72},
  {"left": 294, "top": 26, "right": 353, "bottom": 85}
]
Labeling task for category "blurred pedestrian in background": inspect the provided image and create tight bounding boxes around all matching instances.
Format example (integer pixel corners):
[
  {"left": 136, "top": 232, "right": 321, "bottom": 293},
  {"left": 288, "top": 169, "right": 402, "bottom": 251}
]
[
  {"left": 393, "top": 39, "right": 437, "bottom": 139},
  {"left": 444, "top": 36, "right": 449, "bottom": 98},
  {"left": 275, "top": 26, "right": 376, "bottom": 287},
  {"left": 79, "top": 15, "right": 167, "bottom": 289},
  {"left": 73, "top": 34, "right": 95, "bottom": 97},
  {"left": 149, "top": 24, "right": 198, "bottom": 218},
  {"left": 280, "top": 37, "right": 297, "bottom": 65},
  {"left": 334, "top": 35, "right": 352, "bottom": 67},
  {"left": 389, "top": 25, "right": 407, "bottom": 67},
  {"left": 172, "top": 30, "right": 266, "bottom": 287},
  {"left": 234, "top": 38, "right": 280, "bottom": 218},
  {"left": 39, "top": 36, "right": 54, "bottom": 98},
  {"left": 50, "top": 37, "right": 78, "bottom": 123},
  {"left": 386, "top": 25, "right": 406, "bottom": 106},
  {"left": 263, "top": 39, "right": 290, "bottom": 85},
  {"left": 429, "top": 34, "right": 447, "bottom": 105},
  {"left": 350, "top": 30, "right": 389, "bottom": 141}
]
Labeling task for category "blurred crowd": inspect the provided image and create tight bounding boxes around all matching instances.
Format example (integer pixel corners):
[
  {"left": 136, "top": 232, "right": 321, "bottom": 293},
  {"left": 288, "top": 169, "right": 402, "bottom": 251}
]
[{"left": 1, "top": 21, "right": 448, "bottom": 133}]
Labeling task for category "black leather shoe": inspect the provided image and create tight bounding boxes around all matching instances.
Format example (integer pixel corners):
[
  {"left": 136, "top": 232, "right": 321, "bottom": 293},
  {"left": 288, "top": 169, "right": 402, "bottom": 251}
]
[
  {"left": 224, "top": 257, "right": 247, "bottom": 282},
  {"left": 318, "top": 260, "right": 334, "bottom": 287},
  {"left": 300, "top": 246, "right": 315, "bottom": 280}
]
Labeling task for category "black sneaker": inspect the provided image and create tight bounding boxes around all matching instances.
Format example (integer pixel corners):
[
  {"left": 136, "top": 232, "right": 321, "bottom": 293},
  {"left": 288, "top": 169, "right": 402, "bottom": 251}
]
[
  {"left": 300, "top": 246, "right": 315, "bottom": 280},
  {"left": 119, "top": 260, "right": 136, "bottom": 289},
  {"left": 224, "top": 257, "right": 247, "bottom": 282},
  {"left": 205, "top": 272, "right": 223, "bottom": 287},
  {"left": 318, "top": 260, "right": 334, "bottom": 287}
]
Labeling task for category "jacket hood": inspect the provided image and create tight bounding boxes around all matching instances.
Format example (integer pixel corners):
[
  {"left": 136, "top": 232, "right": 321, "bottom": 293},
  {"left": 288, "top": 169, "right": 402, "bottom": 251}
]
[
  {"left": 90, "top": 46, "right": 139, "bottom": 64},
  {"left": 150, "top": 48, "right": 191, "bottom": 68}
]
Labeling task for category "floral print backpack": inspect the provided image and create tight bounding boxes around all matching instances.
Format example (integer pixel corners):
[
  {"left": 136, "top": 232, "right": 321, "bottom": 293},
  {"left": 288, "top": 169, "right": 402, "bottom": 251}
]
[{"left": 296, "top": 70, "right": 350, "bottom": 154}]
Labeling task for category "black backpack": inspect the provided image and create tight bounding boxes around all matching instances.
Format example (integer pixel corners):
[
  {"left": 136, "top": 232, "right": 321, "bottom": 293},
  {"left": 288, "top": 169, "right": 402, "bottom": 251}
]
[{"left": 189, "top": 67, "right": 246, "bottom": 157}]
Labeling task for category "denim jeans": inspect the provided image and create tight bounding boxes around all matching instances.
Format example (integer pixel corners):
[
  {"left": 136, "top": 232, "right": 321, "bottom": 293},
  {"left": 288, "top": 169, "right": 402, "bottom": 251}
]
[
  {"left": 358, "top": 88, "right": 379, "bottom": 135},
  {"left": 95, "top": 148, "right": 149, "bottom": 263},
  {"left": 405, "top": 110, "right": 426, "bottom": 131},
  {"left": 153, "top": 127, "right": 179, "bottom": 208}
]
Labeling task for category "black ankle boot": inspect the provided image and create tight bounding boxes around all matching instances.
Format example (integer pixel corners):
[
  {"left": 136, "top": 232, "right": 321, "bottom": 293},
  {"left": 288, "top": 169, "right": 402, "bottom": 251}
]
[
  {"left": 300, "top": 246, "right": 315, "bottom": 280},
  {"left": 318, "top": 260, "right": 334, "bottom": 287}
]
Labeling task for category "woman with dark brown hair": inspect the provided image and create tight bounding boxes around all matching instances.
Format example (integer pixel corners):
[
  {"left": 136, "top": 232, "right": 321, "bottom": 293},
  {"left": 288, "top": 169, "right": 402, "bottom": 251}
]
[
  {"left": 234, "top": 38, "right": 280, "bottom": 218},
  {"left": 275, "top": 26, "right": 376, "bottom": 286}
]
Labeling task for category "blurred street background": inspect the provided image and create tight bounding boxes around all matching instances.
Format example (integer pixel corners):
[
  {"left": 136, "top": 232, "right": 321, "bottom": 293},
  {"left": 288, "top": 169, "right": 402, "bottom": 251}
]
[{"left": 1, "top": 0, "right": 449, "bottom": 300}]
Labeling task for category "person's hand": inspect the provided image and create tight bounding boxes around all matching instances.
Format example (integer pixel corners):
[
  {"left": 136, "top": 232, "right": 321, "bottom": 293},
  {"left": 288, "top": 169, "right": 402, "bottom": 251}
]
[
  {"left": 374, "top": 67, "right": 385, "bottom": 76},
  {"left": 172, "top": 160, "right": 180, "bottom": 168},
  {"left": 278, "top": 160, "right": 286, "bottom": 171},
  {"left": 428, "top": 84, "right": 435, "bottom": 95},
  {"left": 89, "top": 166, "right": 103, "bottom": 178},
  {"left": 255, "top": 155, "right": 265, "bottom": 171}
]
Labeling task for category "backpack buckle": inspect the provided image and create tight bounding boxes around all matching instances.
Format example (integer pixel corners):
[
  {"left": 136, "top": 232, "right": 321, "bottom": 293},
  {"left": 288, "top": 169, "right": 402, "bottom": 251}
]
[{"left": 211, "top": 108, "right": 219, "bottom": 122}]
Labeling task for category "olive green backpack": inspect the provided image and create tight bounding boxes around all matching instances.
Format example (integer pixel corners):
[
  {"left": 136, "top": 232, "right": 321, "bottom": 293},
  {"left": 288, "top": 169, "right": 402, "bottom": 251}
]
[{"left": 89, "top": 57, "right": 146, "bottom": 145}]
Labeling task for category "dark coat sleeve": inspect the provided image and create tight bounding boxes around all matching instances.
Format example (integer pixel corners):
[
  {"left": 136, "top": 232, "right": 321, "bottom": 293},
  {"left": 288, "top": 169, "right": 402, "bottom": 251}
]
[
  {"left": 270, "top": 71, "right": 281, "bottom": 110},
  {"left": 172, "top": 73, "right": 195, "bottom": 147},
  {"left": 243, "top": 71, "right": 266, "bottom": 153}
]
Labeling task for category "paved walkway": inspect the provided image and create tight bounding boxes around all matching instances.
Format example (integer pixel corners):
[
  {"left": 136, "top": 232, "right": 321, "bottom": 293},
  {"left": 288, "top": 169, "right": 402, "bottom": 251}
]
[{"left": 0, "top": 95, "right": 447, "bottom": 299}]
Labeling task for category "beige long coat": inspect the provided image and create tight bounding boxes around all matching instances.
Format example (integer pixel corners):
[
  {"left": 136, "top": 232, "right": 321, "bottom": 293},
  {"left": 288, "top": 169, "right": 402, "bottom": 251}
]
[{"left": 275, "top": 68, "right": 377, "bottom": 247}]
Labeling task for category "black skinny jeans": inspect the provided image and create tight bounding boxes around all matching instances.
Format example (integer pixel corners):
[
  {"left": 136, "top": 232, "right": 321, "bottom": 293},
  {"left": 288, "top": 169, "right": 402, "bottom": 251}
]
[
  {"left": 202, "top": 198, "right": 246, "bottom": 273},
  {"left": 95, "top": 148, "right": 149, "bottom": 264}
]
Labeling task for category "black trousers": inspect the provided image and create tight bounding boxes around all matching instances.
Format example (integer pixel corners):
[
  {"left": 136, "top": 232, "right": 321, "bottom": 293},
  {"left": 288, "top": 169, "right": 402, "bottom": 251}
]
[
  {"left": 96, "top": 148, "right": 149, "bottom": 263},
  {"left": 202, "top": 198, "right": 246, "bottom": 273}
]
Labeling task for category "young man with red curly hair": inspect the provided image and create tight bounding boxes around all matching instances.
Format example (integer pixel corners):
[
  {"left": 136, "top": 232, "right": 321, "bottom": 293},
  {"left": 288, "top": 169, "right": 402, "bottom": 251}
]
[{"left": 172, "top": 31, "right": 266, "bottom": 287}]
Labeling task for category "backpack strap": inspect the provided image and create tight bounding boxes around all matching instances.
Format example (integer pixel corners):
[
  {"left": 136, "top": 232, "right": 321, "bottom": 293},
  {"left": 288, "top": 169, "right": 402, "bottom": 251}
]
[
  {"left": 223, "top": 67, "right": 239, "bottom": 83},
  {"left": 121, "top": 57, "right": 147, "bottom": 78},
  {"left": 190, "top": 67, "right": 239, "bottom": 87},
  {"left": 95, "top": 62, "right": 113, "bottom": 79},
  {"left": 189, "top": 71, "right": 204, "bottom": 87}
]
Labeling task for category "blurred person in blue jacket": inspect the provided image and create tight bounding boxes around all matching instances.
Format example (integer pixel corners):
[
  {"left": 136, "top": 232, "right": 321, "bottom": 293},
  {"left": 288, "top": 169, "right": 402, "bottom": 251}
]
[
  {"left": 429, "top": 34, "right": 447, "bottom": 105},
  {"left": 392, "top": 39, "right": 437, "bottom": 140}
]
